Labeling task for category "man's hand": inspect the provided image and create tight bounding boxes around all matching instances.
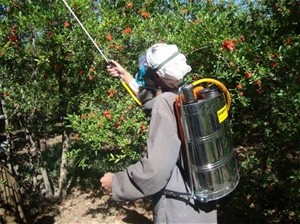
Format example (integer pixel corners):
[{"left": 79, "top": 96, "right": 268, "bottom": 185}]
[
  {"left": 100, "top": 172, "right": 114, "bottom": 193},
  {"left": 106, "top": 60, "right": 126, "bottom": 78}
]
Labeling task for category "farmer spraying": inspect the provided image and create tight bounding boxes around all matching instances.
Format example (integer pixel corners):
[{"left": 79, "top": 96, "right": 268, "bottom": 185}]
[
  {"left": 101, "top": 43, "right": 218, "bottom": 224},
  {"left": 59, "top": 1, "right": 238, "bottom": 221}
]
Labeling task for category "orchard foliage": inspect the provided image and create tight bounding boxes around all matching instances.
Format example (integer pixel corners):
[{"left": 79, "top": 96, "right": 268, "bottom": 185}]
[{"left": 0, "top": 0, "right": 299, "bottom": 223}]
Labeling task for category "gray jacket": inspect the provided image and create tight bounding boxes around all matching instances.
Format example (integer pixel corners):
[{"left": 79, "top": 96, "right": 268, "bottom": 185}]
[{"left": 112, "top": 92, "right": 217, "bottom": 224}]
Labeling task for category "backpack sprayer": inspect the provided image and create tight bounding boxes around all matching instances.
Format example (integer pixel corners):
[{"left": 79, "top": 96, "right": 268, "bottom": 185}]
[
  {"left": 61, "top": 0, "right": 142, "bottom": 106},
  {"left": 62, "top": 0, "right": 239, "bottom": 202},
  {"left": 168, "top": 78, "right": 240, "bottom": 203}
]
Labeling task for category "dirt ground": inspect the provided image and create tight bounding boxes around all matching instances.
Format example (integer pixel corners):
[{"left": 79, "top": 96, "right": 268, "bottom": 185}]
[{"left": 51, "top": 188, "right": 153, "bottom": 224}]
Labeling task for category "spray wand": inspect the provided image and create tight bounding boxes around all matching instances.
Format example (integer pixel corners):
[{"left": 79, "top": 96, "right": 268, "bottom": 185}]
[{"left": 61, "top": 0, "right": 142, "bottom": 106}]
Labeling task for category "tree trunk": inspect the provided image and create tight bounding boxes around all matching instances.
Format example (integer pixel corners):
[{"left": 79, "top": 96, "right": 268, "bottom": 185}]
[
  {"left": 27, "top": 133, "right": 54, "bottom": 198},
  {"left": 56, "top": 130, "right": 69, "bottom": 199},
  {"left": 40, "top": 167, "right": 53, "bottom": 198}
]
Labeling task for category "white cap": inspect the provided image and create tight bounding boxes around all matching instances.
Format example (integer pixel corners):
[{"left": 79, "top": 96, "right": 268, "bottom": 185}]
[{"left": 146, "top": 43, "right": 191, "bottom": 81}]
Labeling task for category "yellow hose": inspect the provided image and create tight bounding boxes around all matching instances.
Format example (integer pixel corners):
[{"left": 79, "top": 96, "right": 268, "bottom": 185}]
[
  {"left": 192, "top": 78, "right": 231, "bottom": 111},
  {"left": 121, "top": 80, "right": 142, "bottom": 106}
]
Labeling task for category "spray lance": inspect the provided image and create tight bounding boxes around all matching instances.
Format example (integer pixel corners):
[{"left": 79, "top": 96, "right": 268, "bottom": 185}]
[{"left": 61, "top": 0, "right": 142, "bottom": 106}]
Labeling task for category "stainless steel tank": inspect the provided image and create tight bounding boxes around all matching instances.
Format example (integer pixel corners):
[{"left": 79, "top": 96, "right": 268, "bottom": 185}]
[{"left": 178, "top": 82, "right": 239, "bottom": 202}]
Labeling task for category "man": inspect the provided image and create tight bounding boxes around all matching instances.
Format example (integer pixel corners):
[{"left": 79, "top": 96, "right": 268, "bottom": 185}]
[{"left": 100, "top": 43, "right": 217, "bottom": 224}]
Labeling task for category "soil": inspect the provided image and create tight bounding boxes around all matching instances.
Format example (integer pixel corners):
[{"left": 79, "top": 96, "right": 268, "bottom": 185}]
[{"left": 31, "top": 188, "right": 153, "bottom": 224}]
